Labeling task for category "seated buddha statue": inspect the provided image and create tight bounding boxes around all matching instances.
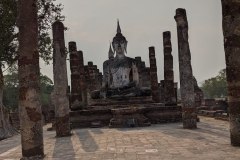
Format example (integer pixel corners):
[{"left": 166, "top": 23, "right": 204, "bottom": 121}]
[{"left": 99, "top": 21, "right": 151, "bottom": 98}]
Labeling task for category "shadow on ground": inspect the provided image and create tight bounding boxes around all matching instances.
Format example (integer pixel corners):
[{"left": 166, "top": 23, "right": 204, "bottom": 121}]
[
  {"left": 52, "top": 136, "right": 75, "bottom": 159},
  {"left": 75, "top": 129, "right": 99, "bottom": 152}
]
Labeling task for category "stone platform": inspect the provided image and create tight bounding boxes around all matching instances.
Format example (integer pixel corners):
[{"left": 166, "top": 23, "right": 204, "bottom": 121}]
[
  {"left": 0, "top": 116, "right": 240, "bottom": 159},
  {"left": 70, "top": 103, "right": 182, "bottom": 128}
]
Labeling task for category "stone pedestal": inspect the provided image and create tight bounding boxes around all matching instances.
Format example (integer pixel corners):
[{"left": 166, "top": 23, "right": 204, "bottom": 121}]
[{"left": 109, "top": 106, "right": 150, "bottom": 128}]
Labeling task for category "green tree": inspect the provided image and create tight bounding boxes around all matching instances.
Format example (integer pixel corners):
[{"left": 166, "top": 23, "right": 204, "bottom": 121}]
[
  {"left": 40, "top": 74, "right": 54, "bottom": 106},
  {"left": 201, "top": 69, "right": 227, "bottom": 98},
  {"left": 3, "top": 64, "right": 54, "bottom": 110},
  {"left": 0, "top": 0, "right": 64, "bottom": 139}
]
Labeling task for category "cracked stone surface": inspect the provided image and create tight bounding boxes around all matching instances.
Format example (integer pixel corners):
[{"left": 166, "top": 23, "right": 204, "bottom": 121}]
[{"left": 0, "top": 116, "right": 239, "bottom": 160}]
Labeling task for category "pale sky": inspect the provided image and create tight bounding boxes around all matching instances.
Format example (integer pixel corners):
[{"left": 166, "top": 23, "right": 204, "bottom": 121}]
[{"left": 40, "top": 0, "right": 225, "bottom": 85}]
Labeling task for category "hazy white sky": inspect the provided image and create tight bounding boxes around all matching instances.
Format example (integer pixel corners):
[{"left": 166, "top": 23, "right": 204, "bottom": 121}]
[{"left": 40, "top": 0, "right": 225, "bottom": 85}]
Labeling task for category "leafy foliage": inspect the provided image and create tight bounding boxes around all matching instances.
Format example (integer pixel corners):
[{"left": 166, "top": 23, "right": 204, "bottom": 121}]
[
  {"left": 0, "top": 0, "right": 65, "bottom": 66},
  {"left": 37, "top": 0, "right": 65, "bottom": 64},
  {"left": 0, "top": 0, "right": 18, "bottom": 66},
  {"left": 3, "top": 65, "right": 54, "bottom": 110},
  {"left": 201, "top": 69, "right": 227, "bottom": 98},
  {"left": 39, "top": 74, "right": 54, "bottom": 106},
  {"left": 0, "top": 0, "right": 64, "bottom": 109}
]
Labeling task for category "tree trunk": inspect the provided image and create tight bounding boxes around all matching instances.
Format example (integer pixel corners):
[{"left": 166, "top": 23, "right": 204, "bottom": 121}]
[
  {"left": 0, "top": 66, "right": 16, "bottom": 140},
  {"left": 18, "top": 0, "right": 44, "bottom": 158},
  {"left": 222, "top": 0, "right": 240, "bottom": 146}
]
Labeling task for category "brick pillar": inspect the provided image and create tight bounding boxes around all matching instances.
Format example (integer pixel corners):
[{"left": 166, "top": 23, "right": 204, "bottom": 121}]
[
  {"left": 69, "top": 42, "right": 82, "bottom": 110},
  {"left": 52, "top": 21, "right": 71, "bottom": 136},
  {"left": 149, "top": 47, "right": 160, "bottom": 103},
  {"left": 18, "top": 0, "right": 44, "bottom": 158},
  {"left": 174, "top": 9, "right": 197, "bottom": 129},
  {"left": 88, "top": 62, "right": 94, "bottom": 91},
  {"left": 222, "top": 0, "right": 240, "bottom": 146},
  {"left": 78, "top": 51, "right": 88, "bottom": 106},
  {"left": 163, "top": 31, "right": 176, "bottom": 105}
]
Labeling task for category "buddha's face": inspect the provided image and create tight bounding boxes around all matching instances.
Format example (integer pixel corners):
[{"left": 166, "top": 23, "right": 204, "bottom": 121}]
[{"left": 113, "top": 40, "right": 127, "bottom": 55}]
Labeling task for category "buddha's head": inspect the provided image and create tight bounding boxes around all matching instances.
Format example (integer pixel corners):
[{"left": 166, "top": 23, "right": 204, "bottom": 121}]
[{"left": 112, "top": 20, "right": 128, "bottom": 58}]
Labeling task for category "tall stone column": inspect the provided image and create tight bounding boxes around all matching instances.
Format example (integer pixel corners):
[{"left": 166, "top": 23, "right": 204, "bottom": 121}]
[
  {"left": 52, "top": 21, "right": 71, "bottom": 137},
  {"left": 78, "top": 51, "right": 88, "bottom": 106},
  {"left": 222, "top": 0, "right": 240, "bottom": 146},
  {"left": 174, "top": 8, "right": 197, "bottom": 129},
  {"left": 69, "top": 42, "right": 82, "bottom": 110},
  {"left": 163, "top": 31, "right": 176, "bottom": 105},
  {"left": 18, "top": 0, "right": 44, "bottom": 158},
  {"left": 149, "top": 47, "right": 160, "bottom": 103}
]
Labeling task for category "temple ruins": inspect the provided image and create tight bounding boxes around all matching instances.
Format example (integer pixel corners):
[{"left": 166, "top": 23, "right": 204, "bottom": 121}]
[
  {"left": 9, "top": 1, "right": 240, "bottom": 159},
  {"left": 68, "top": 21, "right": 184, "bottom": 128}
]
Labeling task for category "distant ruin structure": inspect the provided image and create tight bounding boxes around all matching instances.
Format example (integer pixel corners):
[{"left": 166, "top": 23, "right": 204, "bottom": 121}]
[{"left": 68, "top": 21, "right": 181, "bottom": 128}]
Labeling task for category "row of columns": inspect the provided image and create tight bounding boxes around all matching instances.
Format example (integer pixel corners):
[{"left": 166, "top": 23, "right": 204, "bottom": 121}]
[
  {"left": 69, "top": 42, "right": 87, "bottom": 110},
  {"left": 149, "top": 8, "right": 199, "bottom": 129},
  {"left": 18, "top": 1, "right": 240, "bottom": 159}
]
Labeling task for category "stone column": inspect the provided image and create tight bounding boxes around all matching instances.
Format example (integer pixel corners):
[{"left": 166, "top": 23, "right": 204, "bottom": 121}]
[
  {"left": 52, "top": 21, "right": 71, "bottom": 137},
  {"left": 174, "top": 8, "right": 197, "bottom": 129},
  {"left": 163, "top": 31, "right": 176, "bottom": 105},
  {"left": 69, "top": 42, "right": 82, "bottom": 110},
  {"left": 222, "top": 0, "right": 240, "bottom": 146},
  {"left": 78, "top": 51, "right": 88, "bottom": 106},
  {"left": 18, "top": 0, "right": 44, "bottom": 158},
  {"left": 88, "top": 62, "right": 94, "bottom": 91},
  {"left": 149, "top": 47, "right": 160, "bottom": 103}
]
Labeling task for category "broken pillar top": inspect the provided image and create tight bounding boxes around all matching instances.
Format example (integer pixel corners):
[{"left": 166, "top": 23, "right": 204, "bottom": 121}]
[
  {"left": 52, "top": 21, "right": 64, "bottom": 29},
  {"left": 141, "top": 62, "right": 146, "bottom": 68},
  {"left": 163, "top": 31, "right": 171, "bottom": 38},
  {"left": 174, "top": 8, "right": 188, "bottom": 26},
  {"left": 149, "top": 46, "right": 155, "bottom": 56},
  {"left": 69, "top": 41, "right": 77, "bottom": 52},
  {"left": 52, "top": 21, "right": 65, "bottom": 41},
  {"left": 135, "top": 57, "right": 142, "bottom": 62},
  {"left": 175, "top": 8, "right": 186, "bottom": 17},
  {"left": 88, "top": 61, "right": 93, "bottom": 66},
  {"left": 77, "top": 50, "right": 83, "bottom": 56}
]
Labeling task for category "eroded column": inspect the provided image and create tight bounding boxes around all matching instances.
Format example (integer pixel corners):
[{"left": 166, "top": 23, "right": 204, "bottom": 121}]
[
  {"left": 52, "top": 21, "right": 71, "bottom": 137},
  {"left": 174, "top": 9, "right": 197, "bottom": 129},
  {"left": 69, "top": 42, "right": 82, "bottom": 110},
  {"left": 149, "top": 47, "right": 160, "bottom": 103},
  {"left": 78, "top": 51, "right": 88, "bottom": 106},
  {"left": 18, "top": 0, "right": 44, "bottom": 158},
  {"left": 222, "top": 0, "right": 240, "bottom": 146},
  {"left": 163, "top": 31, "right": 176, "bottom": 105}
]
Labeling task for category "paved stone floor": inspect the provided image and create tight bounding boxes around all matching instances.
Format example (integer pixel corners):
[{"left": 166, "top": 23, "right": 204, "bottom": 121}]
[{"left": 0, "top": 116, "right": 239, "bottom": 160}]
